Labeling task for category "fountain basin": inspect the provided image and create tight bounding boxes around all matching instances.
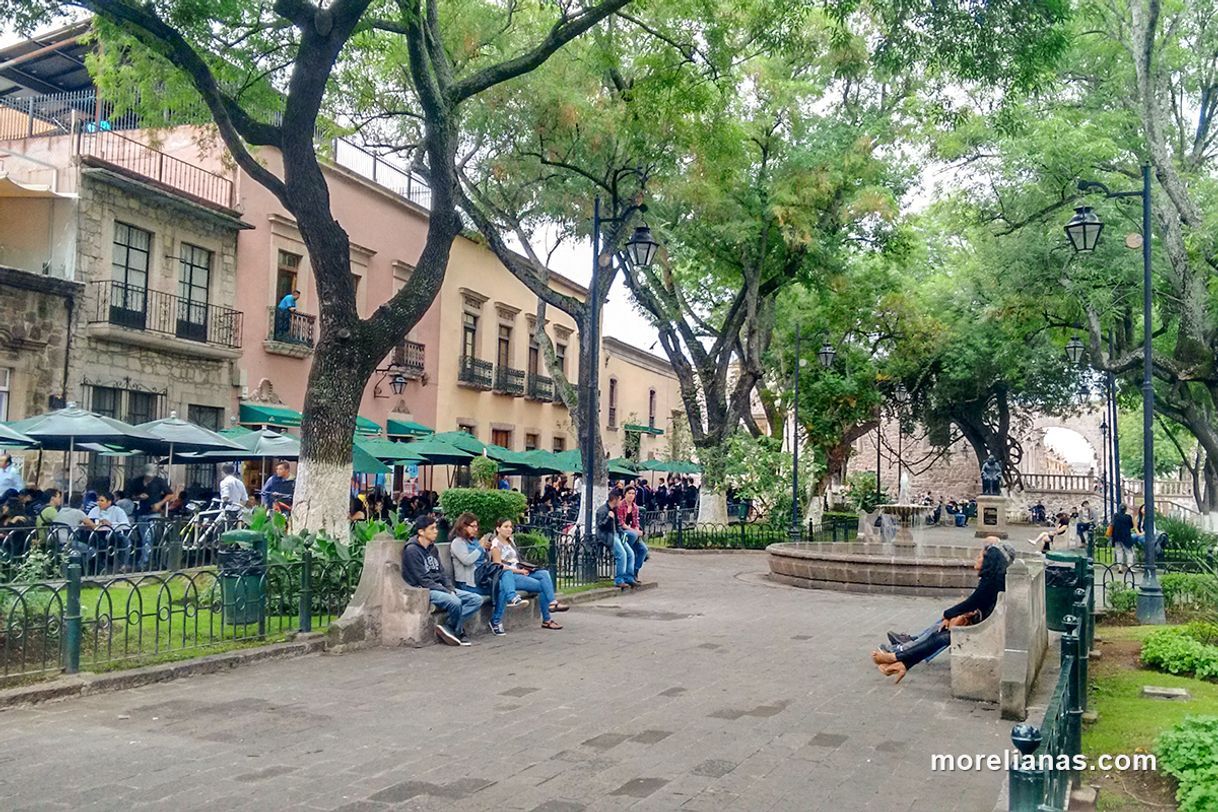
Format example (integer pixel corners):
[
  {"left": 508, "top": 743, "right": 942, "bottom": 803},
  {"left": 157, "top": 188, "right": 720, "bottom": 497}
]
[{"left": 767, "top": 541, "right": 1015, "bottom": 597}]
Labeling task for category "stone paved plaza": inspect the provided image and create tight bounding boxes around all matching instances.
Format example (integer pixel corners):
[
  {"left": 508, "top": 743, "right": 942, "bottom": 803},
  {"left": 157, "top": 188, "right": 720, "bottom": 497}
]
[{"left": 0, "top": 551, "right": 1017, "bottom": 811}]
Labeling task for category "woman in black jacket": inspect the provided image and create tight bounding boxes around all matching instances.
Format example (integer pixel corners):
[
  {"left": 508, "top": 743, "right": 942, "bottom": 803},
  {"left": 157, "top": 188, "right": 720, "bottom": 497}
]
[{"left": 871, "top": 544, "right": 1010, "bottom": 684}]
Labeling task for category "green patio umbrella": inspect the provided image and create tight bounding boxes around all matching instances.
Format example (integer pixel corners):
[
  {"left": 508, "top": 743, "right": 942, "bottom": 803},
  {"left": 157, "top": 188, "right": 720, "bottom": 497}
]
[
  {"left": 399, "top": 438, "right": 476, "bottom": 466},
  {"left": 137, "top": 411, "right": 245, "bottom": 464},
  {"left": 551, "top": 449, "right": 583, "bottom": 471},
  {"left": 355, "top": 436, "right": 426, "bottom": 464},
  {"left": 10, "top": 404, "right": 164, "bottom": 498},
  {"left": 0, "top": 422, "right": 36, "bottom": 448},
  {"left": 607, "top": 457, "right": 640, "bottom": 478},
  {"left": 430, "top": 430, "right": 490, "bottom": 455},
  {"left": 498, "top": 449, "right": 565, "bottom": 476}
]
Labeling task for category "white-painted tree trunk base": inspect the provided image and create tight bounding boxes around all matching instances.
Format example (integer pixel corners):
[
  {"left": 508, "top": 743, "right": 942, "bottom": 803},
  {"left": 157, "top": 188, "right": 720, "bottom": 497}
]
[
  {"left": 291, "top": 458, "right": 353, "bottom": 540},
  {"left": 697, "top": 489, "right": 728, "bottom": 526},
  {"left": 1201, "top": 511, "right": 1218, "bottom": 533},
  {"left": 576, "top": 484, "right": 610, "bottom": 541},
  {"left": 805, "top": 495, "right": 824, "bottom": 529}
]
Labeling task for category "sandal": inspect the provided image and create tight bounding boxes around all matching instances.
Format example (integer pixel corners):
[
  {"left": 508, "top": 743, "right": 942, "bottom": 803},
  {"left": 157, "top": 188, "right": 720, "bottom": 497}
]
[
  {"left": 549, "top": 602, "right": 570, "bottom": 612},
  {"left": 541, "top": 619, "right": 563, "bottom": 630}
]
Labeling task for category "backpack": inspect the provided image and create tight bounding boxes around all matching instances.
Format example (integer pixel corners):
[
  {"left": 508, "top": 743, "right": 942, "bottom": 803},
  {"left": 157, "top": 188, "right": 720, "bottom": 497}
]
[{"left": 474, "top": 559, "right": 503, "bottom": 593}]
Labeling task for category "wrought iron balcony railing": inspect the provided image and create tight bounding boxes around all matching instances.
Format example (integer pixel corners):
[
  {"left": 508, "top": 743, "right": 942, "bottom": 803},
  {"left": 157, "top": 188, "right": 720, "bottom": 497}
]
[
  {"left": 394, "top": 340, "right": 425, "bottom": 377},
  {"left": 458, "top": 355, "right": 493, "bottom": 389},
  {"left": 90, "top": 280, "right": 242, "bottom": 349},
  {"left": 266, "top": 307, "right": 315, "bottom": 348},
  {"left": 77, "top": 128, "right": 235, "bottom": 209},
  {"left": 527, "top": 373, "right": 554, "bottom": 402},
  {"left": 494, "top": 365, "right": 526, "bottom": 396}
]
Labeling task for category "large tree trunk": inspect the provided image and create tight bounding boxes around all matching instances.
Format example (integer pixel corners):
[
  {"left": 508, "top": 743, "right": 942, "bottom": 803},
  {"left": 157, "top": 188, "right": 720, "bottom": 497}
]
[{"left": 695, "top": 440, "right": 728, "bottom": 525}]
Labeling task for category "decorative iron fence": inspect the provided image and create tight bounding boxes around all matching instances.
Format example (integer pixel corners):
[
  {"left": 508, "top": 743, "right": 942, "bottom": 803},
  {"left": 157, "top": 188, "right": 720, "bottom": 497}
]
[
  {"left": 267, "top": 307, "right": 316, "bottom": 347},
  {"left": 77, "top": 127, "right": 235, "bottom": 209},
  {"left": 516, "top": 522, "right": 615, "bottom": 591},
  {"left": 396, "top": 339, "right": 425, "bottom": 377},
  {"left": 458, "top": 356, "right": 494, "bottom": 389},
  {"left": 0, "top": 551, "right": 360, "bottom": 680},
  {"left": 665, "top": 513, "right": 859, "bottom": 549},
  {"left": 526, "top": 373, "right": 554, "bottom": 402},
  {"left": 0, "top": 519, "right": 245, "bottom": 584},
  {"left": 1008, "top": 558, "right": 1094, "bottom": 811},
  {"left": 90, "top": 280, "right": 243, "bottom": 349}
]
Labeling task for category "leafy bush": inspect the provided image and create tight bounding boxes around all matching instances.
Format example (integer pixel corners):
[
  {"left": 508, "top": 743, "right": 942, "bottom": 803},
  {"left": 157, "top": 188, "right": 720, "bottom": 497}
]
[
  {"left": 723, "top": 431, "right": 820, "bottom": 526},
  {"left": 1161, "top": 573, "right": 1218, "bottom": 611},
  {"left": 1155, "top": 716, "right": 1218, "bottom": 812},
  {"left": 1141, "top": 625, "right": 1218, "bottom": 680},
  {"left": 439, "top": 488, "right": 527, "bottom": 535},
  {"left": 844, "top": 472, "right": 888, "bottom": 513},
  {"left": 514, "top": 530, "right": 550, "bottom": 564},
  {"left": 1107, "top": 586, "right": 1137, "bottom": 614},
  {"left": 470, "top": 456, "right": 499, "bottom": 489},
  {"left": 1158, "top": 516, "right": 1218, "bottom": 561}
]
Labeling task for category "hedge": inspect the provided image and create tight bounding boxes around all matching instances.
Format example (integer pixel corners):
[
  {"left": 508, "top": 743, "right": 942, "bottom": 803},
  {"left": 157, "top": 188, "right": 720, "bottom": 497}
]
[
  {"left": 1141, "top": 622, "right": 1218, "bottom": 681},
  {"left": 438, "top": 488, "right": 527, "bottom": 536}
]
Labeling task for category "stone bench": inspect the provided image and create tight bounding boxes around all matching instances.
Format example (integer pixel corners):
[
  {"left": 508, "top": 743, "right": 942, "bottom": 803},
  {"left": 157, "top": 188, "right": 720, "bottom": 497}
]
[
  {"left": 326, "top": 535, "right": 539, "bottom": 651},
  {"left": 949, "top": 557, "right": 1048, "bottom": 720}
]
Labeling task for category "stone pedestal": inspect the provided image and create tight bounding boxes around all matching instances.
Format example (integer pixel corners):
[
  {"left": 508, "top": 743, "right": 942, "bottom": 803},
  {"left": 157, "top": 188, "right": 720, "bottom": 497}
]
[
  {"left": 974, "top": 495, "right": 1011, "bottom": 539},
  {"left": 326, "top": 535, "right": 434, "bottom": 651}
]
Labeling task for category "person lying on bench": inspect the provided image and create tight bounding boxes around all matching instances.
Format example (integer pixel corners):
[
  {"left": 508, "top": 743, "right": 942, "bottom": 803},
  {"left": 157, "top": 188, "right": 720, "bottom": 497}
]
[
  {"left": 871, "top": 543, "right": 1010, "bottom": 684},
  {"left": 401, "top": 516, "right": 483, "bottom": 647}
]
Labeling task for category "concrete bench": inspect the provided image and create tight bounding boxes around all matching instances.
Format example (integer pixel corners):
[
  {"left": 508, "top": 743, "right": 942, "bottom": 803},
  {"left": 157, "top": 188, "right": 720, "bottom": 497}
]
[
  {"left": 326, "top": 535, "right": 539, "bottom": 652},
  {"left": 949, "top": 557, "right": 1048, "bottom": 720}
]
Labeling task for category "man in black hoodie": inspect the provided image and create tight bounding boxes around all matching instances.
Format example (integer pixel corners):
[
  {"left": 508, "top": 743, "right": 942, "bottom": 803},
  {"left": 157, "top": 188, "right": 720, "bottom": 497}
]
[{"left": 401, "top": 516, "right": 482, "bottom": 646}]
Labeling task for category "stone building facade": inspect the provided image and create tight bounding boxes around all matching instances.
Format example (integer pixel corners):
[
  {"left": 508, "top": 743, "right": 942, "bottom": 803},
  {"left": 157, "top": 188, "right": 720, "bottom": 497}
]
[{"left": 0, "top": 267, "right": 80, "bottom": 421}]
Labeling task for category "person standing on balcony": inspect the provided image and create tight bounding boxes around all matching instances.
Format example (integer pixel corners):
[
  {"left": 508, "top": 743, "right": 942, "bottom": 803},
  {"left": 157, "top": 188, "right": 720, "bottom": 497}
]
[{"left": 275, "top": 289, "right": 301, "bottom": 341}]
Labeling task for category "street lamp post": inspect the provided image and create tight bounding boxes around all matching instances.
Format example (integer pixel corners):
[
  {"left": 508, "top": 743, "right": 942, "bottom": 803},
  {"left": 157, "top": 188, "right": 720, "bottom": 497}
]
[
  {"left": 1065, "top": 165, "right": 1165, "bottom": 624},
  {"left": 582, "top": 198, "right": 659, "bottom": 550}
]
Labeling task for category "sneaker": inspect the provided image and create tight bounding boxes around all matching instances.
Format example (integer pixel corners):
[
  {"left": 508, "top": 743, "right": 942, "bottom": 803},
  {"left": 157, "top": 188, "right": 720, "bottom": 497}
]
[
  {"left": 489, "top": 621, "right": 506, "bottom": 636},
  {"left": 886, "top": 631, "right": 915, "bottom": 646},
  {"left": 507, "top": 595, "right": 530, "bottom": 608},
  {"left": 457, "top": 632, "right": 472, "bottom": 647},
  {"left": 435, "top": 625, "right": 461, "bottom": 646}
]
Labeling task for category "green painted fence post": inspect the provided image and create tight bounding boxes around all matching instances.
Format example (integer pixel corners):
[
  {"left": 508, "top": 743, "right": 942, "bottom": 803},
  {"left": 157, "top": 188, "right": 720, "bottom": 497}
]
[
  {"left": 299, "top": 543, "right": 313, "bottom": 634},
  {"left": 64, "top": 552, "right": 82, "bottom": 675},
  {"left": 1008, "top": 724, "right": 1044, "bottom": 811},
  {"left": 1062, "top": 615, "right": 1084, "bottom": 782},
  {"left": 1072, "top": 587, "right": 1089, "bottom": 710}
]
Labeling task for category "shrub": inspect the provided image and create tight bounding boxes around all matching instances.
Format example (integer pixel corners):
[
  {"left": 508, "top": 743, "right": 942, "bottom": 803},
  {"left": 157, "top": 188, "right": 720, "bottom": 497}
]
[
  {"left": 1107, "top": 586, "right": 1137, "bottom": 614},
  {"left": 439, "top": 488, "right": 527, "bottom": 535},
  {"left": 1156, "top": 716, "right": 1218, "bottom": 812},
  {"left": 470, "top": 456, "right": 499, "bottom": 489},
  {"left": 514, "top": 530, "right": 550, "bottom": 563},
  {"left": 844, "top": 472, "right": 888, "bottom": 513},
  {"left": 1141, "top": 625, "right": 1218, "bottom": 680},
  {"left": 1158, "top": 516, "right": 1218, "bottom": 561},
  {"left": 1161, "top": 573, "right": 1218, "bottom": 610}
]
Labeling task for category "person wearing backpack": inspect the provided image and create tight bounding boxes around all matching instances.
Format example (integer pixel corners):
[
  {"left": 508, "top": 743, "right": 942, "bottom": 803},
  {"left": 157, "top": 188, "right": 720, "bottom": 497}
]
[{"left": 448, "top": 512, "right": 526, "bottom": 636}]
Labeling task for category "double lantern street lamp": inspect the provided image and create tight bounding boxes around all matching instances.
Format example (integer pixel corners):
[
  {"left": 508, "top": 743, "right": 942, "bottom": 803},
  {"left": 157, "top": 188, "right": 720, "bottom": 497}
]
[
  {"left": 1063, "top": 165, "right": 1165, "bottom": 624},
  {"left": 789, "top": 329, "right": 835, "bottom": 540},
  {"left": 582, "top": 205, "right": 661, "bottom": 550}
]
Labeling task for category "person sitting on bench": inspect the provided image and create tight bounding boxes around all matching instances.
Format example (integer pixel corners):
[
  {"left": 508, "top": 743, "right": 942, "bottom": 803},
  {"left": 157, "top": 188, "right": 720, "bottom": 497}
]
[
  {"left": 871, "top": 542, "right": 1010, "bottom": 684},
  {"left": 401, "top": 516, "right": 482, "bottom": 647}
]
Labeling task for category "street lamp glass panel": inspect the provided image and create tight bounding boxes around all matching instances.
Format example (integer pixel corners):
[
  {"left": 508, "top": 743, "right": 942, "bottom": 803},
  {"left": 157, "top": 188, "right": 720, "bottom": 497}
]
[
  {"left": 1065, "top": 336, "right": 1085, "bottom": 364},
  {"left": 894, "top": 383, "right": 910, "bottom": 404},
  {"left": 626, "top": 225, "right": 660, "bottom": 267},
  {"left": 1064, "top": 206, "right": 1103, "bottom": 253},
  {"left": 818, "top": 343, "right": 836, "bottom": 368},
  {"left": 390, "top": 373, "right": 407, "bottom": 395}
]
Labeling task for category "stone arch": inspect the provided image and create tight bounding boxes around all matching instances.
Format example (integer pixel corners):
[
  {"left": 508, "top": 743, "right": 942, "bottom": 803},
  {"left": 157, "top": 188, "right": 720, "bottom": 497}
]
[{"left": 1017, "top": 408, "right": 1107, "bottom": 477}]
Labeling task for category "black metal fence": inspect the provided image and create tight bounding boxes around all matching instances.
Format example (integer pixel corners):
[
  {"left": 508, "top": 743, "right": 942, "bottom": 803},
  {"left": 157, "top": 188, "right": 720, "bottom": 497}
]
[
  {"left": 516, "top": 521, "right": 615, "bottom": 591},
  {"left": 1007, "top": 560, "right": 1094, "bottom": 811},
  {"left": 78, "top": 127, "right": 236, "bottom": 209},
  {"left": 666, "top": 513, "right": 859, "bottom": 549},
  {"left": 267, "top": 307, "right": 316, "bottom": 347},
  {"left": 0, "top": 550, "right": 359, "bottom": 680}
]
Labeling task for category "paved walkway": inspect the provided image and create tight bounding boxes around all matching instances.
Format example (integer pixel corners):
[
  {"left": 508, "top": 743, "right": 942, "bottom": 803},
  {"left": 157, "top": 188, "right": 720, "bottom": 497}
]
[{"left": 0, "top": 552, "right": 1015, "bottom": 811}]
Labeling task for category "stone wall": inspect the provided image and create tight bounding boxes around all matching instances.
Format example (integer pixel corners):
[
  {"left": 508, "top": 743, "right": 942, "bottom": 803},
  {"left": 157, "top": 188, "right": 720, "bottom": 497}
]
[
  {"left": 0, "top": 267, "right": 80, "bottom": 422},
  {"left": 68, "top": 171, "right": 243, "bottom": 418}
]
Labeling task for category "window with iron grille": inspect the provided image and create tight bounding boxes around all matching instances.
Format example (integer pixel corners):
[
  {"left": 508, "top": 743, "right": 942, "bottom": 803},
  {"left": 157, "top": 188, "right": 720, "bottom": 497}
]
[
  {"left": 124, "top": 390, "right": 161, "bottom": 481},
  {"left": 86, "top": 386, "right": 121, "bottom": 492}
]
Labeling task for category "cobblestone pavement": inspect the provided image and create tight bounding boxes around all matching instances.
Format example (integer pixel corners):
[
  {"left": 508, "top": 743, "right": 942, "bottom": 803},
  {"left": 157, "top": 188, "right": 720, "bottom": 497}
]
[{"left": 0, "top": 551, "right": 1015, "bottom": 811}]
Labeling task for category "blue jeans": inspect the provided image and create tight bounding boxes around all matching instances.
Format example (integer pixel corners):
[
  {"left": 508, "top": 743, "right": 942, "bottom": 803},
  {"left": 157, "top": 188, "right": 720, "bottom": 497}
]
[
  {"left": 622, "top": 529, "right": 648, "bottom": 578},
  {"left": 429, "top": 589, "right": 483, "bottom": 636},
  {"left": 461, "top": 570, "right": 519, "bottom": 624},
  {"left": 513, "top": 569, "right": 555, "bottom": 621},
  {"left": 612, "top": 535, "right": 636, "bottom": 586}
]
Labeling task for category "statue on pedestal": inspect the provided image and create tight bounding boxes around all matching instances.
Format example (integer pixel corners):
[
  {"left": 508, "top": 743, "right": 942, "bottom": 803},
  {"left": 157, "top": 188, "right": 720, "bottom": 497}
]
[{"left": 980, "top": 454, "right": 1003, "bottom": 496}]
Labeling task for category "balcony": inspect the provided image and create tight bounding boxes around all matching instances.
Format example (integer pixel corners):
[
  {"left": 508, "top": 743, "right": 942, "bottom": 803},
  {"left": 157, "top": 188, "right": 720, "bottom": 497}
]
[
  {"left": 393, "top": 339, "right": 425, "bottom": 378},
  {"left": 88, "top": 280, "right": 242, "bottom": 355},
  {"left": 458, "top": 356, "right": 493, "bottom": 390},
  {"left": 526, "top": 373, "right": 554, "bottom": 402},
  {"left": 77, "top": 128, "right": 235, "bottom": 210},
  {"left": 265, "top": 307, "right": 315, "bottom": 357},
  {"left": 494, "top": 365, "right": 526, "bottom": 396}
]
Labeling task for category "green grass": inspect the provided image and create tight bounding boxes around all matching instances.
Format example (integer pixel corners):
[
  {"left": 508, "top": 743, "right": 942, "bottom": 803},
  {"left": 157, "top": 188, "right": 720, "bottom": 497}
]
[
  {"left": 557, "top": 580, "right": 615, "bottom": 596},
  {"left": 1084, "top": 666, "right": 1218, "bottom": 756}
]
